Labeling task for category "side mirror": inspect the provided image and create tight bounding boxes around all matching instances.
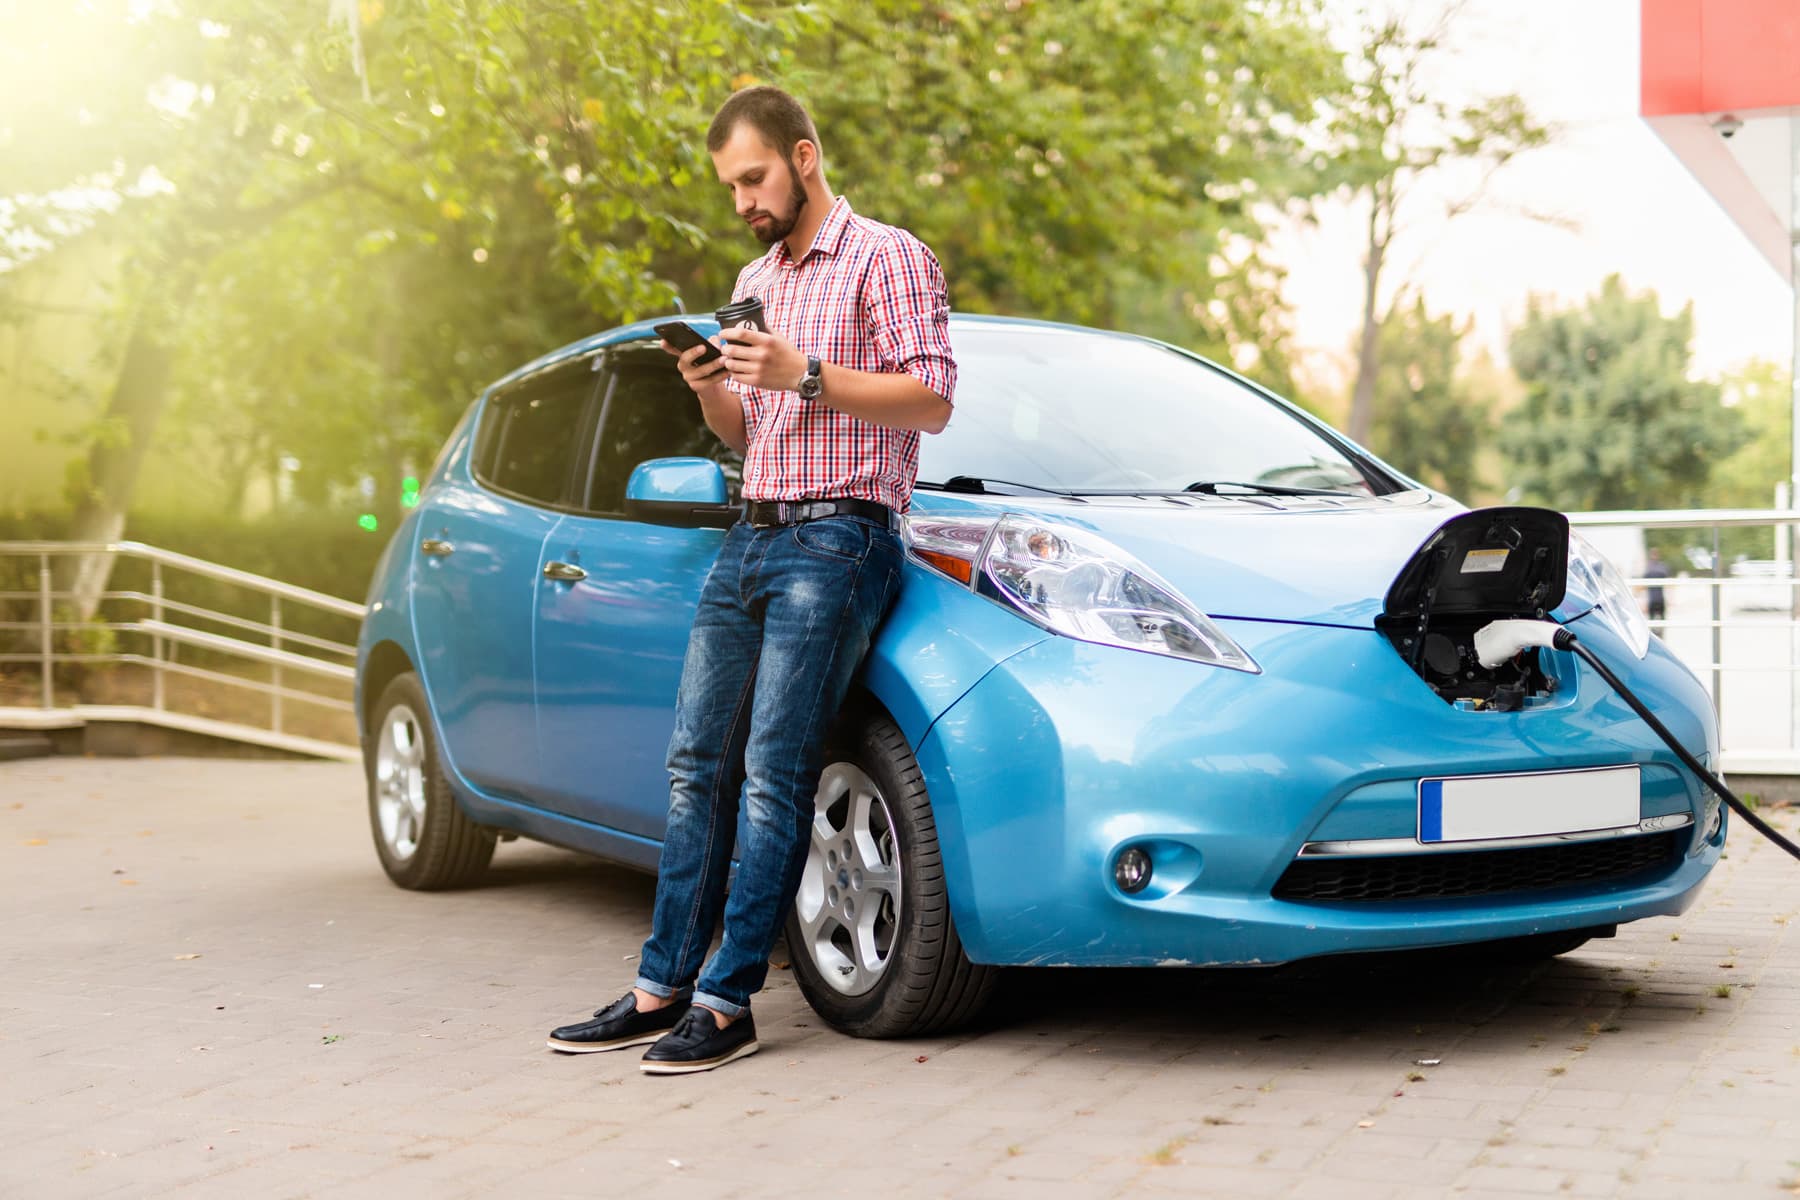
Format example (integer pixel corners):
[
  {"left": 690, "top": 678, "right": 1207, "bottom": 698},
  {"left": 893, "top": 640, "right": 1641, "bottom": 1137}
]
[{"left": 624, "top": 458, "right": 737, "bottom": 529}]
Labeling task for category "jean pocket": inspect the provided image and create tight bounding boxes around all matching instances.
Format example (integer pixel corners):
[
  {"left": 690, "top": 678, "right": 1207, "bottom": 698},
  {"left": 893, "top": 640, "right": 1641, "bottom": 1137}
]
[{"left": 791, "top": 516, "right": 870, "bottom": 563}]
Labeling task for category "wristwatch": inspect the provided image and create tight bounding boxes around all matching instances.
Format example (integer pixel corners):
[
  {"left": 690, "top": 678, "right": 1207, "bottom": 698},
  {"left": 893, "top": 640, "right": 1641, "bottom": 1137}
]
[{"left": 798, "top": 355, "right": 824, "bottom": 399}]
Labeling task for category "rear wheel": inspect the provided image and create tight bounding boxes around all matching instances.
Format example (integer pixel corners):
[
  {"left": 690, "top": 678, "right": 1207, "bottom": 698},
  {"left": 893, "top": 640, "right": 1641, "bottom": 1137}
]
[
  {"left": 366, "top": 672, "right": 495, "bottom": 890},
  {"left": 785, "top": 712, "right": 997, "bottom": 1037}
]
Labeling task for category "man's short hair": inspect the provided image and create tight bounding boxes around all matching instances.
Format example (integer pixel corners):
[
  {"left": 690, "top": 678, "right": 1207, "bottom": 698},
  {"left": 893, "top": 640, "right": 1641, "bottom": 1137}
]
[{"left": 707, "top": 85, "right": 821, "bottom": 162}]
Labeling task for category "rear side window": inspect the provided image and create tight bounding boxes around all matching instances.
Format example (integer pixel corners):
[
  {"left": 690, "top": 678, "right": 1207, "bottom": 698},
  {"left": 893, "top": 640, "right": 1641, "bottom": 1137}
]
[
  {"left": 474, "top": 357, "right": 601, "bottom": 507},
  {"left": 586, "top": 358, "right": 743, "bottom": 514}
]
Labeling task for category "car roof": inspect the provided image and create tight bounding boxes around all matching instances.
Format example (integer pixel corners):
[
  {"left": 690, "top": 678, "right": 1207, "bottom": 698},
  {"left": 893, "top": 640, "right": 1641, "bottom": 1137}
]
[{"left": 484, "top": 312, "right": 1161, "bottom": 396}]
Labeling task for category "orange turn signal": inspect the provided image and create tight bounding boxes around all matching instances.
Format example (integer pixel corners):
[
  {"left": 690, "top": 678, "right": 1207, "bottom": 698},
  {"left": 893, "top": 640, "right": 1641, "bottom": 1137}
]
[{"left": 914, "top": 549, "right": 975, "bottom": 585}]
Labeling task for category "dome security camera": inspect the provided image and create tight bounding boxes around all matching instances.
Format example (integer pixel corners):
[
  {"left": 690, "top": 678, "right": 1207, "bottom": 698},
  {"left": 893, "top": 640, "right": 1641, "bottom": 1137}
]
[{"left": 1713, "top": 114, "right": 1744, "bottom": 139}]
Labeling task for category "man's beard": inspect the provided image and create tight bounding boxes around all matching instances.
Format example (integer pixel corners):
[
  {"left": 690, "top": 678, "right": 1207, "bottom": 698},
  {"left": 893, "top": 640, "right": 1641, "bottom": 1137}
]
[{"left": 748, "top": 160, "right": 808, "bottom": 245}]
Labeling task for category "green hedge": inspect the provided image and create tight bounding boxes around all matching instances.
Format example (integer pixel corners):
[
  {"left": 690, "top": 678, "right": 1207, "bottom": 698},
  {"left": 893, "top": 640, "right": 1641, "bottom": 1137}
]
[
  {"left": 0, "top": 510, "right": 389, "bottom": 604},
  {"left": 0, "top": 511, "right": 390, "bottom": 658}
]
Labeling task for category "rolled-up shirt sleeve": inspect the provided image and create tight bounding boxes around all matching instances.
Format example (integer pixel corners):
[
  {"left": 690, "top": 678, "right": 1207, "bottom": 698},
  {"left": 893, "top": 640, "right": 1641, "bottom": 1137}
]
[{"left": 864, "top": 235, "right": 957, "bottom": 406}]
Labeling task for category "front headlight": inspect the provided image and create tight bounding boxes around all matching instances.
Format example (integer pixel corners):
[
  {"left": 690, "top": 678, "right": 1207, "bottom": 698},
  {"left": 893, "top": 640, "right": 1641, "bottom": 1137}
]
[
  {"left": 1566, "top": 532, "right": 1651, "bottom": 659},
  {"left": 905, "top": 513, "right": 1259, "bottom": 672}
]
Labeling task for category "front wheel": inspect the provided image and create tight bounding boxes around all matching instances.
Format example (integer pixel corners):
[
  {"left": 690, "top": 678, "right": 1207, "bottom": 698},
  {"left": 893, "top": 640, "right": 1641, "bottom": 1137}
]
[
  {"left": 784, "top": 712, "right": 997, "bottom": 1037},
  {"left": 366, "top": 671, "right": 495, "bottom": 890}
]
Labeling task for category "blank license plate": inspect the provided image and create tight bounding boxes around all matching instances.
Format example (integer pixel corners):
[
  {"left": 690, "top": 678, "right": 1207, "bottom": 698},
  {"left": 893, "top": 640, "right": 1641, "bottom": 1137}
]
[{"left": 1418, "top": 766, "right": 1640, "bottom": 844}]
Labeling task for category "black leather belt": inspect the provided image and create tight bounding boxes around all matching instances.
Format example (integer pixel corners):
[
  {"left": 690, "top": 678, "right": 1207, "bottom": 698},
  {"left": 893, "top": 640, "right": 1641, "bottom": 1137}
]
[{"left": 743, "top": 497, "right": 897, "bottom": 529}]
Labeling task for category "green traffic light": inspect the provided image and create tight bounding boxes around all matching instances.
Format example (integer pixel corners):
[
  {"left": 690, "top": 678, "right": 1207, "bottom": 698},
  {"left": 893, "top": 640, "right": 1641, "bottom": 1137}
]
[{"left": 358, "top": 514, "right": 379, "bottom": 532}]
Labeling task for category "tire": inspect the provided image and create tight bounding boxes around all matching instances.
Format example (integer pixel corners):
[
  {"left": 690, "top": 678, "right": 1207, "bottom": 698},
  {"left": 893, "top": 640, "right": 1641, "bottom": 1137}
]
[
  {"left": 365, "top": 671, "right": 495, "bottom": 890},
  {"left": 784, "top": 711, "right": 997, "bottom": 1037}
]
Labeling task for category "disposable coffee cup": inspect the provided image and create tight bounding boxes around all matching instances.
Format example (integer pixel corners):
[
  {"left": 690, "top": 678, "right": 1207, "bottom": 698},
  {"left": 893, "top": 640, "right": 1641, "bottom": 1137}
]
[{"left": 715, "top": 296, "right": 767, "bottom": 338}]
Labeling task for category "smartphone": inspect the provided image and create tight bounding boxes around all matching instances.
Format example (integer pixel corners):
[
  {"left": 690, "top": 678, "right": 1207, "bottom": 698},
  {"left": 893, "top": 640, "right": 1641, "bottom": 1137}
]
[{"left": 653, "top": 321, "right": 723, "bottom": 365}]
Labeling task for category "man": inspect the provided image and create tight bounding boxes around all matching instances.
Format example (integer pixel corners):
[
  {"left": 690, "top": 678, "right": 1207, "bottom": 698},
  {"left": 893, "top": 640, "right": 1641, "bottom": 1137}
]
[
  {"left": 547, "top": 86, "right": 956, "bottom": 1074},
  {"left": 1643, "top": 547, "right": 1669, "bottom": 623}
]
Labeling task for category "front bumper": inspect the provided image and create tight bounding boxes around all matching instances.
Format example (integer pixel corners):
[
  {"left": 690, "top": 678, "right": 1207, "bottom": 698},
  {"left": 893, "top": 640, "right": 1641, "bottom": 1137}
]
[{"left": 916, "top": 616, "right": 1723, "bottom": 967}]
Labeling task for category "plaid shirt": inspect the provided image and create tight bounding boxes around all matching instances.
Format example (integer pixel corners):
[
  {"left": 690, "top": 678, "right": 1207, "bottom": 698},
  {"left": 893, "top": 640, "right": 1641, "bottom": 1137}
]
[{"left": 728, "top": 196, "right": 956, "bottom": 514}]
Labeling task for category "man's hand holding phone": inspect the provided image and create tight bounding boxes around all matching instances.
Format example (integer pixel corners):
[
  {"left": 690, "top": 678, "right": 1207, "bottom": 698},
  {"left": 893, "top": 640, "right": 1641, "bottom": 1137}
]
[{"left": 655, "top": 322, "right": 729, "bottom": 395}]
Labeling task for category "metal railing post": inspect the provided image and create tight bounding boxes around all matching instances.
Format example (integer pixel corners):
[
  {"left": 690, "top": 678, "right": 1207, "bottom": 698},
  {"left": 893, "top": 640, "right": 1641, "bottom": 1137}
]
[
  {"left": 152, "top": 562, "right": 165, "bottom": 712},
  {"left": 1712, "top": 524, "right": 1724, "bottom": 711},
  {"left": 271, "top": 595, "right": 283, "bottom": 733},
  {"left": 38, "top": 553, "right": 52, "bottom": 710}
]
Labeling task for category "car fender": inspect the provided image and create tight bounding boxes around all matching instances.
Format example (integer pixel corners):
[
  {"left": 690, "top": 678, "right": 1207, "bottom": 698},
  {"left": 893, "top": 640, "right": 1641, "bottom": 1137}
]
[{"left": 859, "top": 561, "right": 1049, "bottom": 748}]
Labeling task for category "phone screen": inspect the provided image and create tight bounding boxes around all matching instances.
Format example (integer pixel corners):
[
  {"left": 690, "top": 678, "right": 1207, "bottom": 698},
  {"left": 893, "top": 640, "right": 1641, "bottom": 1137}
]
[{"left": 654, "top": 322, "right": 722, "bottom": 364}]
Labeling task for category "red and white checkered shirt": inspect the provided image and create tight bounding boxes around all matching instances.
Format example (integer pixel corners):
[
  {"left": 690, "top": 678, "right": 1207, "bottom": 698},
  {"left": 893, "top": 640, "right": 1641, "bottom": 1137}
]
[{"left": 728, "top": 196, "right": 956, "bottom": 514}]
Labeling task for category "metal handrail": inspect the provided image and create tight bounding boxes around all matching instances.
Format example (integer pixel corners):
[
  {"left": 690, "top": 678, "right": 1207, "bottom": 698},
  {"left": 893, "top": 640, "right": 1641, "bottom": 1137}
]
[
  {"left": 1567, "top": 507, "right": 1800, "bottom": 773},
  {"left": 0, "top": 541, "right": 366, "bottom": 758},
  {"left": 0, "top": 540, "right": 365, "bottom": 617},
  {"left": 1569, "top": 507, "right": 1800, "bottom": 530}
]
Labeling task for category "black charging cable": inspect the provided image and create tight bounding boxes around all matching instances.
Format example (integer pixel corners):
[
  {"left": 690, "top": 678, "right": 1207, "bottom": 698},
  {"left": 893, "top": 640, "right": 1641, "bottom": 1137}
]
[{"left": 1550, "top": 626, "right": 1800, "bottom": 862}]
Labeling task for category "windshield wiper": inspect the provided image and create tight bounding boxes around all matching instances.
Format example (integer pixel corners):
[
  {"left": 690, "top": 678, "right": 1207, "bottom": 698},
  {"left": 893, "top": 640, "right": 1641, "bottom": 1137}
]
[
  {"left": 1183, "top": 480, "right": 1355, "bottom": 497},
  {"left": 917, "top": 475, "right": 1087, "bottom": 501}
]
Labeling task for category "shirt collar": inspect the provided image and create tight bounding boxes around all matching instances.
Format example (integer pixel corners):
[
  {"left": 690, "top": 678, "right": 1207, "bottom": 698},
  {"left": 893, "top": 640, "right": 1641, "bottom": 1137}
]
[{"left": 772, "top": 195, "right": 853, "bottom": 269}]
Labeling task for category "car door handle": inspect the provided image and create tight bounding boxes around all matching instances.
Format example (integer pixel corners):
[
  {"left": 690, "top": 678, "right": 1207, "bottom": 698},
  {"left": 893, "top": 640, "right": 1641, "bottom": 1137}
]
[
  {"left": 542, "top": 560, "right": 587, "bottom": 582},
  {"left": 420, "top": 538, "right": 455, "bottom": 557}
]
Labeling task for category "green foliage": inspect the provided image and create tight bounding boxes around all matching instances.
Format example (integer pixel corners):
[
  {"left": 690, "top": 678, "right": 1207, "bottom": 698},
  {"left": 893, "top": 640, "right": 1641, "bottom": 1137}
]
[
  {"left": 1677, "top": 358, "right": 1792, "bottom": 561},
  {"left": 1366, "top": 294, "right": 1493, "bottom": 499},
  {"left": 5, "top": 0, "right": 1352, "bottom": 521},
  {"left": 1707, "top": 359, "right": 1791, "bottom": 509},
  {"left": 1326, "top": 9, "right": 1550, "bottom": 443},
  {"left": 794, "top": 1, "right": 1341, "bottom": 348},
  {"left": 0, "top": 509, "right": 383, "bottom": 617},
  {"left": 1500, "top": 275, "right": 1744, "bottom": 512}
]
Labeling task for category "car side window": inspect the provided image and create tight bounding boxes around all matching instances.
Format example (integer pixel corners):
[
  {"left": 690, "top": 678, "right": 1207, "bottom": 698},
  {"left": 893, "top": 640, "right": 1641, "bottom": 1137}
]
[
  {"left": 474, "top": 357, "right": 601, "bottom": 507},
  {"left": 585, "top": 354, "right": 743, "bottom": 515}
]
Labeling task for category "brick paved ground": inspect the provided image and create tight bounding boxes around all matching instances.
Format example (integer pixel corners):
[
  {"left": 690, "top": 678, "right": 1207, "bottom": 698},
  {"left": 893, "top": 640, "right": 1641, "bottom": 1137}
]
[{"left": 3, "top": 757, "right": 1799, "bottom": 1200}]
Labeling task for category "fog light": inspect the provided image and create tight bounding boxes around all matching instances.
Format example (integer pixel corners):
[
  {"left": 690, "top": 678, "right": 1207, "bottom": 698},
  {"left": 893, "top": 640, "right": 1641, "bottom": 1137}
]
[
  {"left": 1704, "top": 795, "right": 1723, "bottom": 842},
  {"left": 1115, "top": 846, "right": 1153, "bottom": 894}
]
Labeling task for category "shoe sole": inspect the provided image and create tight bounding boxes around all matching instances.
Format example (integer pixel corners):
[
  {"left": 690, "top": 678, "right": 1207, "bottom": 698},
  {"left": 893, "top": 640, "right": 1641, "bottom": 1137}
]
[
  {"left": 546, "top": 1032, "right": 667, "bottom": 1054},
  {"left": 639, "top": 1040, "right": 761, "bottom": 1075}
]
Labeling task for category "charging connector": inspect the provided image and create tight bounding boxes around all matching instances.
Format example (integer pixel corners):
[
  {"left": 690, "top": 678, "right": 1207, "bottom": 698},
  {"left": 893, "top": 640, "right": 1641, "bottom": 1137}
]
[{"left": 1473, "top": 619, "right": 1574, "bottom": 669}]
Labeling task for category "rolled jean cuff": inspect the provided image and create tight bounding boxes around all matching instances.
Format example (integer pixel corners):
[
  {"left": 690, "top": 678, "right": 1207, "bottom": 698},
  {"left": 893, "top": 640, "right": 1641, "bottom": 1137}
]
[
  {"left": 633, "top": 977, "right": 692, "bottom": 1001},
  {"left": 692, "top": 990, "right": 748, "bottom": 1020}
]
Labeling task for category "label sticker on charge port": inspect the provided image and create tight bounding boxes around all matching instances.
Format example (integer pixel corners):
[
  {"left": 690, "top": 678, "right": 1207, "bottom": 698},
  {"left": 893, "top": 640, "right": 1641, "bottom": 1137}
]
[{"left": 1460, "top": 548, "right": 1509, "bottom": 574}]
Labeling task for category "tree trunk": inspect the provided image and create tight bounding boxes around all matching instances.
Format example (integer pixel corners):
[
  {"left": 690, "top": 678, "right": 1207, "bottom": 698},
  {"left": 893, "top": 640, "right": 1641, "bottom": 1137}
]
[
  {"left": 58, "top": 299, "right": 178, "bottom": 621},
  {"left": 1346, "top": 197, "right": 1387, "bottom": 445}
]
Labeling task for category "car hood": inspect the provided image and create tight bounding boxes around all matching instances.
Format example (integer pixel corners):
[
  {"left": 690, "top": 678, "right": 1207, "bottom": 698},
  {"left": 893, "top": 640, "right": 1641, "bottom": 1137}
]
[{"left": 909, "top": 489, "right": 1473, "bottom": 629}]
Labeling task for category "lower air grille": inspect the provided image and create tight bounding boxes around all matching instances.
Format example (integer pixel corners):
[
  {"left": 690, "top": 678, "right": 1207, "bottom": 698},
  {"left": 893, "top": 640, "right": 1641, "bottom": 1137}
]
[{"left": 1273, "top": 830, "right": 1684, "bottom": 903}]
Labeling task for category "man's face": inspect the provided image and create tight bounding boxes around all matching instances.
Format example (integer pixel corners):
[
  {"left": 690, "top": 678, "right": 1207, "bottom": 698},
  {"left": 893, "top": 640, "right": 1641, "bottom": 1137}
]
[{"left": 712, "top": 123, "right": 808, "bottom": 246}]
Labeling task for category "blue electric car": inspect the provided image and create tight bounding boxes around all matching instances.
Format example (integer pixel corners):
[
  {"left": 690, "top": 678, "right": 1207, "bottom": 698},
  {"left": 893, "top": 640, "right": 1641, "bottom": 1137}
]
[{"left": 355, "top": 315, "right": 1724, "bottom": 1037}]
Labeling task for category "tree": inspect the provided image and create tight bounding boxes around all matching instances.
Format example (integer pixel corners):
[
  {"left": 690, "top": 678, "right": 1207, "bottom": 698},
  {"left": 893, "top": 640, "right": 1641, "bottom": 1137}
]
[
  {"left": 1365, "top": 293, "right": 1493, "bottom": 499},
  {"left": 6, "top": 1, "right": 807, "bottom": 612},
  {"left": 786, "top": 0, "right": 1346, "bottom": 389},
  {"left": 6, "top": 0, "right": 1354, "bottom": 597},
  {"left": 1500, "top": 275, "right": 1743, "bottom": 512},
  {"left": 1330, "top": 5, "right": 1550, "bottom": 445},
  {"left": 1707, "top": 359, "right": 1791, "bottom": 509},
  {"left": 1699, "top": 358, "right": 1791, "bottom": 560}
]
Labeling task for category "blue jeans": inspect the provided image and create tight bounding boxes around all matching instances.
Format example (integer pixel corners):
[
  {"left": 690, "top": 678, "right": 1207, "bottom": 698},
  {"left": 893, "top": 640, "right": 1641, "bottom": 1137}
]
[{"left": 635, "top": 516, "right": 904, "bottom": 1017}]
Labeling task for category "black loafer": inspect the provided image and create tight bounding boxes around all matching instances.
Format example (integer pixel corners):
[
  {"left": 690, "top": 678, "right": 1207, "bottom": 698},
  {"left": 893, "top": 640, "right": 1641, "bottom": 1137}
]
[
  {"left": 547, "top": 991, "right": 690, "bottom": 1053},
  {"left": 640, "top": 1007, "right": 760, "bottom": 1074}
]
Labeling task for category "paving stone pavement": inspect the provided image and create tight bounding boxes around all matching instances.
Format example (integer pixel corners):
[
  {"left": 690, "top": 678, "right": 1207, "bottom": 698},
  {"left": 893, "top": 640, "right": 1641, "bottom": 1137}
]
[{"left": 4, "top": 757, "right": 1800, "bottom": 1200}]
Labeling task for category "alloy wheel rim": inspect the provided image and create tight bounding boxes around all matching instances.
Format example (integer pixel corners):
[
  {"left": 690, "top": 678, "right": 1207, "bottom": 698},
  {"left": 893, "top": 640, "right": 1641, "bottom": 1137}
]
[
  {"left": 375, "top": 703, "right": 428, "bottom": 861},
  {"left": 794, "top": 762, "right": 904, "bottom": 997}
]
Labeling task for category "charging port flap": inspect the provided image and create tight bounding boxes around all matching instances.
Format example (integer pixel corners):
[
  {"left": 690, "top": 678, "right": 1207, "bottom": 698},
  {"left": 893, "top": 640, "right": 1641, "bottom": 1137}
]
[{"left": 1379, "top": 507, "right": 1570, "bottom": 711}]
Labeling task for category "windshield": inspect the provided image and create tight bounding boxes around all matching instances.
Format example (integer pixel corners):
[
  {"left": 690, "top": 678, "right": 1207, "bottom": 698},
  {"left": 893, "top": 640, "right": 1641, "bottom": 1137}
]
[{"left": 920, "top": 326, "right": 1383, "bottom": 495}]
